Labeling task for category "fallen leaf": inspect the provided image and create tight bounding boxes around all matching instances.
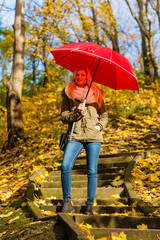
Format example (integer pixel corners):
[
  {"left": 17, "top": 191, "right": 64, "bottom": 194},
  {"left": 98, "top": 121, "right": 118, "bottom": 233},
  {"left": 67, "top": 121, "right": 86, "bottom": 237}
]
[
  {"left": 44, "top": 171, "right": 49, "bottom": 177},
  {"left": 137, "top": 223, "right": 148, "bottom": 229},
  {"left": 110, "top": 194, "right": 120, "bottom": 198},
  {"left": 111, "top": 179, "right": 124, "bottom": 187},
  {"left": 0, "top": 231, "right": 6, "bottom": 238},
  {"left": 21, "top": 202, "right": 27, "bottom": 207},
  {"left": 0, "top": 211, "right": 13, "bottom": 218},
  {"left": 8, "top": 216, "right": 20, "bottom": 224},
  {"left": 93, "top": 199, "right": 97, "bottom": 206},
  {"left": 76, "top": 221, "right": 91, "bottom": 236}
]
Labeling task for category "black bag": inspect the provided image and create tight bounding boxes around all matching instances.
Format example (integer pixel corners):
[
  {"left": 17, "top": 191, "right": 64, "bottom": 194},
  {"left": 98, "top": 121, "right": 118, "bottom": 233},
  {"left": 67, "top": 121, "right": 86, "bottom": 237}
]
[
  {"left": 59, "top": 123, "right": 74, "bottom": 151},
  {"left": 60, "top": 133, "right": 68, "bottom": 151}
]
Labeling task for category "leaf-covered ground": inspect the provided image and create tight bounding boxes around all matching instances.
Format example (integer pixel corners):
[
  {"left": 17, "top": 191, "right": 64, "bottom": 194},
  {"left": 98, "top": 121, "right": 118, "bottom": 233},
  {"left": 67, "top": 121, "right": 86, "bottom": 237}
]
[
  {"left": 0, "top": 196, "right": 67, "bottom": 240},
  {"left": 131, "top": 152, "right": 160, "bottom": 216},
  {"left": 0, "top": 83, "right": 160, "bottom": 225}
]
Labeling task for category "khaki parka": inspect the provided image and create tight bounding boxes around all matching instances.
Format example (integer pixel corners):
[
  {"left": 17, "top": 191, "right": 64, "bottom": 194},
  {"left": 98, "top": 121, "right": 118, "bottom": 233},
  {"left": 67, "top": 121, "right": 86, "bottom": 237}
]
[{"left": 61, "top": 89, "right": 108, "bottom": 143}]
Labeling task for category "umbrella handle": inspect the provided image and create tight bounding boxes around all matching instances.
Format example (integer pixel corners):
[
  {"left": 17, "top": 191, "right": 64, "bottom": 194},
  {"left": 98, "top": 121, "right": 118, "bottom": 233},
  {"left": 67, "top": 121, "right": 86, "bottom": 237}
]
[
  {"left": 79, "top": 99, "right": 86, "bottom": 110},
  {"left": 85, "top": 59, "right": 101, "bottom": 100}
]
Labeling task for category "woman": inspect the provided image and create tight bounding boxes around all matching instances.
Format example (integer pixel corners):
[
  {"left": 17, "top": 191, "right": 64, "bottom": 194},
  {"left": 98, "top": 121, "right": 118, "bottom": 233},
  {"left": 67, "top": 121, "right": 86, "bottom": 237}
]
[{"left": 61, "top": 66, "right": 108, "bottom": 215}]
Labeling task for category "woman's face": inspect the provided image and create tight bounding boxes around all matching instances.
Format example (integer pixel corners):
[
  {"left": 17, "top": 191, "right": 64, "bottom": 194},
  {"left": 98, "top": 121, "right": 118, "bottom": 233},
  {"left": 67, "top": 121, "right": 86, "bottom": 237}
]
[{"left": 75, "top": 70, "right": 87, "bottom": 87}]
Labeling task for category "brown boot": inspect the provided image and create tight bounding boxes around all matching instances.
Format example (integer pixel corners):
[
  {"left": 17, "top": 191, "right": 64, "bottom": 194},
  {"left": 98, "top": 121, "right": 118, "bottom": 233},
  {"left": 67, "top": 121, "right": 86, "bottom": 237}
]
[
  {"left": 62, "top": 201, "right": 74, "bottom": 213},
  {"left": 85, "top": 204, "right": 93, "bottom": 215}
]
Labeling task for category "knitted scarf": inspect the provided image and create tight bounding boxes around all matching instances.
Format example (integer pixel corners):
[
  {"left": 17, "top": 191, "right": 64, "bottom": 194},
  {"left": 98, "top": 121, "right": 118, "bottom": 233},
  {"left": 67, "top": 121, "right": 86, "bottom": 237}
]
[{"left": 65, "top": 82, "right": 98, "bottom": 104}]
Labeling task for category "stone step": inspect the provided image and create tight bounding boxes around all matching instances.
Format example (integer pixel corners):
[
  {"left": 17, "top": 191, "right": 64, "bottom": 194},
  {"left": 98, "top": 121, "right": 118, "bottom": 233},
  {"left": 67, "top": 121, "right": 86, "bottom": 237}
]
[
  {"left": 40, "top": 205, "right": 133, "bottom": 214},
  {"left": 57, "top": 163, "right": 128, "bottom": 170},
  {"left": 55, "top": 165, "right": 125, "bottom": 173},
  {"left": 40, "top": 187, "right": 124, "bottom": 199},
  {"left": 39, "top": 198, "right": 128, "bottom": 206},
  {"left": 90, "top": 228, "right": 160, "bottom": 240},
  {"left": 73, "top": 215, "right": 160, "bottom": 229},
  {"left": 41, "top": 179, "right": 119, "bottom": 188},
  {"left": 46, "top": 172, "right": 123, "bottom": 181},
  {"left": 75, "top": 155, "right": 134, "bottom": 164}
]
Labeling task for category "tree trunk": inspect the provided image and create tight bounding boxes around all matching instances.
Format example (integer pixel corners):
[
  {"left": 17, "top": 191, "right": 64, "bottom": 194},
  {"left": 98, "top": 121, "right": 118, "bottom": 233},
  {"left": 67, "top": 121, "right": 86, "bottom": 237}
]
[
  {"left": 75, "top": 0, "right": 93, "bottom": 42},
  {"left": 138, "top": 0, "right": 150, "bottom": 76},
  {"left": 97, "top": 0, "right": 120, "bottom": 52},
  {"left": 90, "top": 0, "right": 100, "bottom": 44},
  {"left": 42, "top": 37, "right": 49, "bottom": 87},
  {"left": 125, "top": 0, "right": 159, "bottom": 83},
  {"left": 32, "top": 55, "right": 36, "bottom": 95},
  {"left": 148, "top": 37, "right": 159, "bottom": 83},
  {"left": 107, "top": 0, "right": 120, "bottom": 53},
  {"left": 6, "top": 0, "right": 25, "bottom": 149}
]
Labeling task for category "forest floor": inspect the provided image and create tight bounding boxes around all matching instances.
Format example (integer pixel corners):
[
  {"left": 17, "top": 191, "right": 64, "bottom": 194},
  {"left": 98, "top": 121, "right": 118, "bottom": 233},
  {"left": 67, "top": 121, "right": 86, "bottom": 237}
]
[
  {"left": 0, "top": 84, "right": 160, "bottom": 239},
  {"left": 0, "top": 198, "right": 67, "bottom": 240}
]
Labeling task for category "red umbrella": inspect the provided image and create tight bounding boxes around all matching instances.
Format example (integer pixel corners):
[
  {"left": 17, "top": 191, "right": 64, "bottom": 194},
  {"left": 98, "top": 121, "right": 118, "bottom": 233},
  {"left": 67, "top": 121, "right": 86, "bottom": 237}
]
[{"left": 50, "top": 42, "right": 139, "bottom": 91}]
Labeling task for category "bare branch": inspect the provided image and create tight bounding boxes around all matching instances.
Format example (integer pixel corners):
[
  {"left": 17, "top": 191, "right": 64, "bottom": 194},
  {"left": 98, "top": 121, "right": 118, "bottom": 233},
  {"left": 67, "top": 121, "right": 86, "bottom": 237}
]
[
  {"left": 0, "top": 0, "right": 6, "bottom": 14},
  {"left": 124, "top": 0, "right": 150, "bottom": 39},
  {"left": 148, "top": 0, "right": 160, "bottom": 28}
]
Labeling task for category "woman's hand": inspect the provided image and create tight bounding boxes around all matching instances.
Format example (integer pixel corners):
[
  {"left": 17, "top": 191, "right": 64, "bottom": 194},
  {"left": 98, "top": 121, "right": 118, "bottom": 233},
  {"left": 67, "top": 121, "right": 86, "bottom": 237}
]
[
  {"left": 78, "top": 102, "right": 85, "bottom": 111},
  {"left": 77, "top": 101, "right": 87, "bottom": 115},
  {"left": 94, "top": 125, "right": 101, "bottom": 131}
]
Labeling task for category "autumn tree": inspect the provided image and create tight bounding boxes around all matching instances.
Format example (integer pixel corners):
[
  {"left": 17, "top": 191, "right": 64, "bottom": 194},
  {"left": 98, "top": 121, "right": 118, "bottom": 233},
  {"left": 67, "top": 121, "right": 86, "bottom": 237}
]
[
  {"left": 96, "top": 0, "right": 120, "bottom": 52},
  {"left": 25, "top": 28, "right": 39, "bottom": 95},
  {"left": 124, "top": 0, "right": 159, "bottom": 83},
  {"left": 0, "top": 27, "right": 14, "bottom": 105},
  {"left": 24, "top": 0, "right": 68, "bottom": 89},
  {"left": 64, "top": 0, "right": 120, "bottom": 51},
  {"left": 6, "top": 0, "right": 25, "bottom": 149},
  {"left": 23, "top": 0, "right": 121, "bottom": 94}
]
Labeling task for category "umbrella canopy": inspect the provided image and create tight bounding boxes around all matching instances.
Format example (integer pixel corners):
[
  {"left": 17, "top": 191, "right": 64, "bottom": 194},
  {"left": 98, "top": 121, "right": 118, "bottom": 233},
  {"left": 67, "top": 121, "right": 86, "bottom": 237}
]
[{"left": 50, "top": 42, "right": 139, "bottom": 91}]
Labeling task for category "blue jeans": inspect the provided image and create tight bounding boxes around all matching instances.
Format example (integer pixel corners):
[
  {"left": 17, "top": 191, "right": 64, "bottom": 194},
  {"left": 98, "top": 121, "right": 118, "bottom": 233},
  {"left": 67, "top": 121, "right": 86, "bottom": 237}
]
[{"left": 61, "top": 141, "right": 101, "bottom": 205}]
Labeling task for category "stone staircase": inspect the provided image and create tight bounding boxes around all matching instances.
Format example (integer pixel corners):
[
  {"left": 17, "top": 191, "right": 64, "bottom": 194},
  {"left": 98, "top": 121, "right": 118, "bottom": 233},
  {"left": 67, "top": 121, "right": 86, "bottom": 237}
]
[{"left": 27, "top": 152, "right": 160, "bottom": 240}]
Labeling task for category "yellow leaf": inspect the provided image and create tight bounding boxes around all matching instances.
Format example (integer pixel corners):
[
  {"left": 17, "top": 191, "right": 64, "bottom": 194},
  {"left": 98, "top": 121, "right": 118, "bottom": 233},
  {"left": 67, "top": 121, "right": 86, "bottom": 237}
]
[
  {"left": 33, "top": 166, "right": 42, "bottom": 171},
  {"left": 57, "top": 202, "right": 61, "bottom": 206},
  {"left": 84, "top": 223, "right": 93, "bottom": 229},
  {"left": 44, "top": 171, "right": 49, "bottom": 177},
  {"left": 41, "top": 210, "right": 56, "bottom": 215},
  {"left": 149, "top": 175, "right": 159, "bottom": 182},
  {"left": 76, "top": 222, "right": 91, "bottom": 236},
  {"left": 35, "top": 175, "right": 45, "bottom": 185},
  {"left": 111, "top": 231, "right": 127, "bottom": 240},
  {"left": 151, "top": 188, "right": 156, "bottom": 192},
  {"left": 88, "top": 236, "right": 95, "bottom": 240},
  {"left": 157, "top": 234, "right": 160, "bottom": 240},
  {"left": 8, "top": 216, "right": 20, "bottom": 224},
  {"left": 111, "top": 179, "right": 124, "bottom": 187},
  {"left": 110, "top": 194, "right": 120, "bottom": 198},
  {"left": 152, "top": 197, "right": 160, "bottom": 207},
  {"left": 0, "top": 211, "right": 13, "bottom": 218},
  {"left": 93, "top": 211, "right": 98, "bottom": 215},
  {"left": 0, "top": 231, "right": 6, "bottom": 238},
  {"left": 21, "top": 202, "right": 27, "bottom": 207},
  {"left": 134, "top": 179, "right": 143, "bottom": 185},
  {"left": 112, "top": 201, "right": 126, "bottom": 206},
  {"left": 114, "top": 176, "right": 121, "bottom": 181},
  {"left": 137, "top": 223, "right": 148, "bottom": 229},
  {"left": 93, "top": 199, "right": 97, "bottom": 206}
]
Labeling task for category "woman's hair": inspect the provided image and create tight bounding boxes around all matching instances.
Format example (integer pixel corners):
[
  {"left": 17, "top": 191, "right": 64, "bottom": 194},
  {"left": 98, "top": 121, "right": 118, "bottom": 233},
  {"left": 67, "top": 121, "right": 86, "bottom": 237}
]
[{"left": 72, "top": 66, "right": 104, "bottom": 107}]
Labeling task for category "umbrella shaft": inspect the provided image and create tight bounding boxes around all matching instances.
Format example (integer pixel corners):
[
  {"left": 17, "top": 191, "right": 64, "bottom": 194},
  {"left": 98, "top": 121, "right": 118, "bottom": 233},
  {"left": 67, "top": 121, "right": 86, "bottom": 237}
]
[{"left": 85, "top": 59, "right": 101, "bottom": 100}]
